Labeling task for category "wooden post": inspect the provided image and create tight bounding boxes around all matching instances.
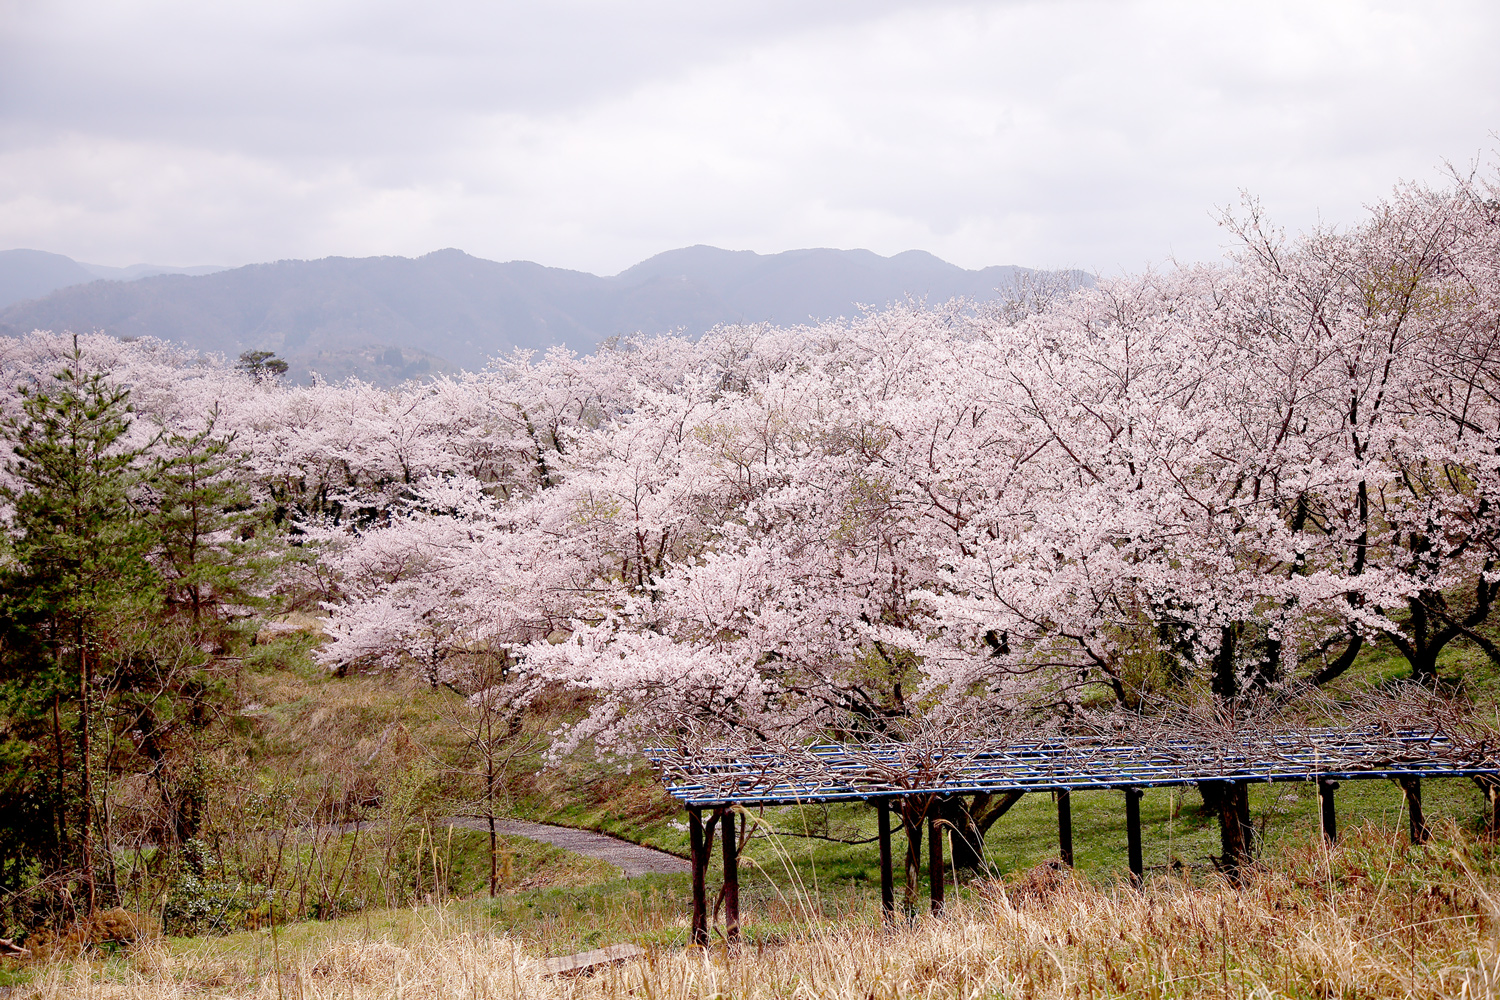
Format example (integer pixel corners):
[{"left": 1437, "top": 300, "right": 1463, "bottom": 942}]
[
  {"left": 1317, "top": 779, "right": 1338, "bottom": 844},
  {"left": 877, "top": 799, "right": 895, "bottom": 923},
  {"left": 721, "top": 808, "right": 741, "bottom": 947},
  {"left": 1480, "top": 778, "right": 1500, "bottom": 839},
  {"left": 688, "top": 808, "right": 708, "bottom": 947},
  {"left": 1397, "top": 777, "right": 1430, "bottom": 845},
  {"left": 1057, "top": 789, "right": 1074, "bottom": 866},
  {"left": 928, "top": 805, "right": 945, "bottom": 915},
  {"left": 1124, "top": 786, "right": 1144, "bottom": 889}
]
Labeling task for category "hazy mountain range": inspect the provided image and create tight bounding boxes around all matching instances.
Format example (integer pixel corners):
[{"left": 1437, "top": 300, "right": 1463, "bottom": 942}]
[{"left": 0, "top": 246, "right": 1090, "bottom": 384}]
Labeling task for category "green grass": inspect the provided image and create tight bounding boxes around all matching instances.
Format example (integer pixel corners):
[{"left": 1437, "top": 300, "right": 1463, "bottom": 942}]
[
  {"left": 483, "top": 875, "right": 695, "bottom": 954},
  {"left": 136, "top": 773, "right": 1495, "bottom": 960},
  {"left": 0, "top": 965, "right": 32, "bottom": 989},
  {"left": 96, "top": 626, "right": 1500, "bottom": 950}
]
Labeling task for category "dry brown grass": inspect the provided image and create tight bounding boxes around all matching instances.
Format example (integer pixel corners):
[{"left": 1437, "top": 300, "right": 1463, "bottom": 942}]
[{"left": 18, "top": 823, "right": 1500, "bottom": 999}]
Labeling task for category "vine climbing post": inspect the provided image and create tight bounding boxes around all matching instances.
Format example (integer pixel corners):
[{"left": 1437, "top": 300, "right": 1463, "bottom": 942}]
[
  {"left": 1125, "top": 786, "right": 1144, "bottom": 889},
  {"left": 877, "top": 799, "right": 895, "bottom": 923},
  {"left": 928, "top": 803, "right": 945, "bottom": 915},
  {"left": 1057, "top": 789, "right": 1074, "bottom": 866},
  {"left": 688, "top": 808, "right": 708, "bottom": 947},
  {"left": 1318, "top": 779, "right": 1338, "bottom": 843},
  {"left": 721, "top": 808, "right": 741, "bottom": 948}
]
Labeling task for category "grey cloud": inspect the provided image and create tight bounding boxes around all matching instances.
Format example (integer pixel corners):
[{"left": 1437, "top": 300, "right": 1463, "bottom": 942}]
[
  {"left": 0, "top": 0, "right": 1496, "bottom": 274},
  {"left": 0, "top": 1, "right": 957, "bottom": 154}
]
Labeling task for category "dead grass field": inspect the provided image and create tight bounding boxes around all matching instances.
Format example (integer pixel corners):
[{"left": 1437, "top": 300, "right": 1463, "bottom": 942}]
[{"left": 15, "top": 823, "right": 1500, "bottom": 1000}]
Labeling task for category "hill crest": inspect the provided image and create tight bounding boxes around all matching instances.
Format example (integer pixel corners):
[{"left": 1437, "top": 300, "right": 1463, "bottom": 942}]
[{"left": 0, "top": 246, "right": 1090, "bottom": 384}]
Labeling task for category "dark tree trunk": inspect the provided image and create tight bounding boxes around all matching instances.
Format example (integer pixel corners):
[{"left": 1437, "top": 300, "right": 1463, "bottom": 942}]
[
  {"left": 901, "top": 798, "right": 923, "bottom": 916},
  {"left": 1397, "top": 777, "right": 1430, "bottom": 844},
  {"left": 942, "top": 790, "right": 1025, "bottom": 872},
  {"left": 78, "top": 643, "right": 97, "bottom": 914},
  {"left": 1252, "top": 635, "right": 1282, "bottom": 691},
  {"left": 942, "top": 797, "right": 984, "bottom": 871},
  {"left": 1212, "top": 625, "right": 1238, "bottom": 700},
  {"left": 1201, "top": 780, "right": 1253, "bottom": 883}
]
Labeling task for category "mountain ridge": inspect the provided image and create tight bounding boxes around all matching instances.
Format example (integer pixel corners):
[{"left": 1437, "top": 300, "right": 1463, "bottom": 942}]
[{"left": 0, "top": 246, "right": 1091, "bottom": 384}]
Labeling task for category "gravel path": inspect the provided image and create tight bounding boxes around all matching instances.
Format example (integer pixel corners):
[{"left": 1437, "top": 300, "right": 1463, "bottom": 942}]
[{"left": 443, "top": 817, "right": 689, "bottom": 877}]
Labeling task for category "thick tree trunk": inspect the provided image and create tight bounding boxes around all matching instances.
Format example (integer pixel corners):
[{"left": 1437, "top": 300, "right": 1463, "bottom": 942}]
[
  {"left": 1410, "top": 648, "right": 1440, "bottom": 684},
  {"left": 942, "top": 798, "right": 984, "bottom": 871},
  {"left": 1211, "top": 626, "right": 1237, "bottom": 700},
  {"left": 942, "top": 790, "right": 1025, "bottom": 872},
  {"left": 1201, "top": 780, "right": 1253, "bottom": 883},
  {"left": 901, "top": 799, "right": 923, "bottom": 916}
]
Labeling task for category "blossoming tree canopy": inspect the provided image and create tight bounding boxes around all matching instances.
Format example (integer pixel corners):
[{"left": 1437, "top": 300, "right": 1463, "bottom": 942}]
[{"left": 2, "top": 162, "right": 1498, "bottom": 758}]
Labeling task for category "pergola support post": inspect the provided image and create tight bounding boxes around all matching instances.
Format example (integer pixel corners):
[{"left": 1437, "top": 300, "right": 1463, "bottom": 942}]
[
  {"left": 1057, "top": 789, "right": 1074, "bottom": 866},
  {"left": 877, "top": 799, "right": 895, "bottom": 924},
  {"left": 1317, "top": 779, "right": 1338, "bottom": 844},
  {"left": 1124, "top": 786, "right": 1144, "bottom": 888},
  {"left": 721, "top": 808, "right": 741, "bottom": 947},
  {"left": 928, "top": 805, "right": 945, "bottom": 915},
  {"left": 1477, "top": 777, "right": 1500, "bottom": 839},
  {"left": 1397, "top": 777, "right": 1430, "bottom": 845},
  {"left": 688, "top": 807, "right": 709, "bottom": 947}
]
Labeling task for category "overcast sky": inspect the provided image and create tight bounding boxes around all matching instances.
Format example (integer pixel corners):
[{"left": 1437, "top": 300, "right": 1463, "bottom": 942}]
[{"left": 1, "top": 0, "right": 1496, "bottom": 275}]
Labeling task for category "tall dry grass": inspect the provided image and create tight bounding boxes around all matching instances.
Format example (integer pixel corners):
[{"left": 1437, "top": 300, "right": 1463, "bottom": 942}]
[{"left": 19, "top": 823, "right": 1500, "bottom": 999}]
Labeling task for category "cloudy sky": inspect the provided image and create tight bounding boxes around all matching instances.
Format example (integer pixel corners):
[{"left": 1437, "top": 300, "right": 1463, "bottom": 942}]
[{"left": 1, "top": 0, "right": 1496, "bottom": 275}]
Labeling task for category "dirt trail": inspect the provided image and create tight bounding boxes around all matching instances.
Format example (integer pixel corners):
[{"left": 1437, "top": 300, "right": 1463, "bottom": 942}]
[
  {"left": 129, "top": 817, "right": 688, "bottom": 878},
  {"left": 441, "top": 817, "right": 689, "bottom": 877}
]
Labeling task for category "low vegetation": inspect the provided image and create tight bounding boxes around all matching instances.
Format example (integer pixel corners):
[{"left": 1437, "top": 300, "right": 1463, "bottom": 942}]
[
  {"left": 15, "top": 824, "right": 1500, "bottom": 999},
  {"left": 0, "top": 623, "right": 1496, "bottom": 995}
]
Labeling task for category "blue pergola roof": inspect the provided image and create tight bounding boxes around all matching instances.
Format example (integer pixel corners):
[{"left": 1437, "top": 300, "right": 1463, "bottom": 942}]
[{"left": 647, "top": 730, "right": 1500, "bottom": 807}]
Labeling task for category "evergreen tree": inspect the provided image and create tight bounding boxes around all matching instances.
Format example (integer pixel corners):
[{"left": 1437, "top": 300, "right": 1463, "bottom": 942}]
[
  {"left": 0, "top": 340, "right": 157, "bottom": 915},
  {"left": 152, "top": 404, "right": 279, "bottom": 633},
  {"left": 235, "top": 350, "right": 288, "bottom": 381}
]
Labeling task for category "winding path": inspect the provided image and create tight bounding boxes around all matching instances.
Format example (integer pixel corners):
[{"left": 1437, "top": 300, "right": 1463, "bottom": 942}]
[{"left": 443, "top": 817, "right": 689, "bottom": 877}]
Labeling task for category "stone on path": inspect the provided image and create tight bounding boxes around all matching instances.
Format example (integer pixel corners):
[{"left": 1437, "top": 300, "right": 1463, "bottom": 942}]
[{"left": 540, "top": 942, "right": 646, "bottom": 975}]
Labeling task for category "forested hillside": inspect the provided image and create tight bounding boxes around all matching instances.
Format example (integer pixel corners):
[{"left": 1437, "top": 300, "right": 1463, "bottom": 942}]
[
  {"left": 0, "top": 247, "right": 1079, "bottom": 385},
  {"left": 2, "top": 164, "right": 1499, "bottom": 941}
]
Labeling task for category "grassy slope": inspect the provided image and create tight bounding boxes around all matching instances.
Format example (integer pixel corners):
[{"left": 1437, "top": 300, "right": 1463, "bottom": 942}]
[
  {"left": 232, "top": 628, "right": 1500, "bottom": 860},
  {"left": 129, "top": 628, "right": 1500, "bottom": 943},
  {"left": 9, "top": 627, "right": 1500, "bottom": 997}
]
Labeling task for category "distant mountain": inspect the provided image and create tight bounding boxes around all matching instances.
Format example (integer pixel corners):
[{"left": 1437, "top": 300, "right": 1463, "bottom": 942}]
[
  {"left": 0, "top": 249, "right": 227, "bottom": 310},
  {"left": 77, "top": 261, "right": 227, "bottom": 282},
  {"left": 617, "top": 246, "right": 1042, "bottom": 323},
  {"left": 0, "top": 250, "right": 99, "bottom": 310},
  {"left": 0, "top": 246, "right": 1090, "bottom": 384}
]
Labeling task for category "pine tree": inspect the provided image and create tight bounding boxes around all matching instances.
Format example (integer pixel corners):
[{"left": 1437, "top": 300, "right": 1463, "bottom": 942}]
[
  {"left": 153, "top": 404, "right": 279, "bottom": 634},
  {"left": 0, "top": 340, "right": 157, "bottom": 914}
]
